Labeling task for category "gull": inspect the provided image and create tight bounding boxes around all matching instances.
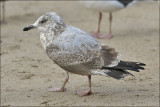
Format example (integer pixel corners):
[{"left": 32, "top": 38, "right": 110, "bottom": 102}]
[
  {"left": 80, "top": 0, "right": 158, "bottom": 39},
  {"left": 23, "top": 12, "right": 145, "bottom": 96}
]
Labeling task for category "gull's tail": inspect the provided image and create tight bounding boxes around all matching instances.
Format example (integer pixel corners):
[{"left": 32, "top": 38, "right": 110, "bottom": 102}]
[{"left": 101, "top": 61, "right": 146, "bottom": 80}]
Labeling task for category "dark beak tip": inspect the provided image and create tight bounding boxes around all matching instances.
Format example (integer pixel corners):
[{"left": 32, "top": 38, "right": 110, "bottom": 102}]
[
  {"left": 23, "top": 27, "right": 29, "bottom": 31},
  {"left": 23, "top": 25, "right": 35, "bottom": 31}
]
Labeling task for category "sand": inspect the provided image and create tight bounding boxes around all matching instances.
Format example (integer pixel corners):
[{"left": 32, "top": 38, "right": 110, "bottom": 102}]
[{"left": 1, "top": 1, "right": 159, "bottom": 106}]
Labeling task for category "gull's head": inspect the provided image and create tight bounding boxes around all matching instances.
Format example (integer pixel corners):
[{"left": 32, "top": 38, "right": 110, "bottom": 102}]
[{"left": 23, "top": 12, "right": 65, "bottom": 32}]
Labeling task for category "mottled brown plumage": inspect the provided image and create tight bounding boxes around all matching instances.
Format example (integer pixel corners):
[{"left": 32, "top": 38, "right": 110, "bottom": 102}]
[{"left": 23, "top": 12, "right": 145, "bottom": 96}]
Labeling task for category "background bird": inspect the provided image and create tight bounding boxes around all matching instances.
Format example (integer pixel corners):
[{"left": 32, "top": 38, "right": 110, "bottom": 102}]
[
  {"left": 80, "top": 0, "right": 158, "bottom": 39},
  {"left": 23, "top": 12, "right": 145, "bottom": 96}
]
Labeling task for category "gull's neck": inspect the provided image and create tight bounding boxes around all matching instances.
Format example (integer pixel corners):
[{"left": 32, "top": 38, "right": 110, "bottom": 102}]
[
  {"left": 40, "top": 23, "right": 66, "bottom": 50},
  {"left": 52, "top": 23, "right": 66, "bottom": 36}
]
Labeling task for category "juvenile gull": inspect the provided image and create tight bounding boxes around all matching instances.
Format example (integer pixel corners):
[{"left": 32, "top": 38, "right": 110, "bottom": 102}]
[
  {"left": 23, "top": 12, "right": 146, "bottom": 96},
  {"left": 79, "top": 0, "right": 158, "bottom": 39}
]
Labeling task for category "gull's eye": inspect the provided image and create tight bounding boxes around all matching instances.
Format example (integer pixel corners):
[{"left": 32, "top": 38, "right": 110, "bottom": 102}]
[{"left": 40, "top": 18, "right": 48, "bottom": 24}]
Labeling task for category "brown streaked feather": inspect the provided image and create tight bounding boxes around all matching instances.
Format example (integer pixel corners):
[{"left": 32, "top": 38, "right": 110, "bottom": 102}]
[
  {"left": 60, "top": 56, "right": 103, "bottom": 75},
  {"left": 101, "top": 46, "right": 120, "bottom": 67}
]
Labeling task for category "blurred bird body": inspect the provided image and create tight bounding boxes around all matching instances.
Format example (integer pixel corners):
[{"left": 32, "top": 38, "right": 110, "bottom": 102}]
[{"left": 80, "top": 1, "right": 133, "bottom": 12}]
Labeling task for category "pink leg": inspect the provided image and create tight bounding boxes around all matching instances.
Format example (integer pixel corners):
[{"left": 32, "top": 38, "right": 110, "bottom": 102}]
[
  {"left": 0, "top": 1, "right": 7, "bottom": 24},
  {"left": 91, "top": 12, "right": 102, "bottom": 38},
  {"left": 77, "top": 75, "right": 92, "bottom": 97},
  {"left": 108, "top": 12, "right": 112, "bottom": 37},
  {"left": 96, "top": 12, "right": 112, "bottom": 39},
  {"left": 48, "top": 72, "right": 69, "bottom": 92}
]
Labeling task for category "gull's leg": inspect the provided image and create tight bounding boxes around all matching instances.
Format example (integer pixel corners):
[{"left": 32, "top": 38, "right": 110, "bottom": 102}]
[
  {"left": 91, "top": 12, "right": 102, "bottom": 38},
  {"left": 48, "top": 72, "right": 69, "bottom": 92},
  {"left": 77, "top": 75, "right": 92, "bottom": 97},
  {"left": 1, "top": 1, "right": 6, "bottom": 24},
  {"left": 108, "top": 12, "right": 112, "bottom": 38},
  {"left": 97, "top": 12, "right": 113, "bottom": 39}
]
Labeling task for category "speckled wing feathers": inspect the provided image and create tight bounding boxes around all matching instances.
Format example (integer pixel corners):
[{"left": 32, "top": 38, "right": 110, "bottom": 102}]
[
  {"left": 45, "top": 26, "right": 120, "bottom": 75},
  {"left": 46, "top": 27, "right": 102, "bottom": 64},
  {"left": 101, "top": 46, "right": 120, "bottom": 67}
]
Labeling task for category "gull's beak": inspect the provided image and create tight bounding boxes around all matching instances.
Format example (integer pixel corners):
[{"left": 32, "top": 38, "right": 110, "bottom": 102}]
[{"left": 23, "top": 24, "right": 36, "bottom": 31}]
